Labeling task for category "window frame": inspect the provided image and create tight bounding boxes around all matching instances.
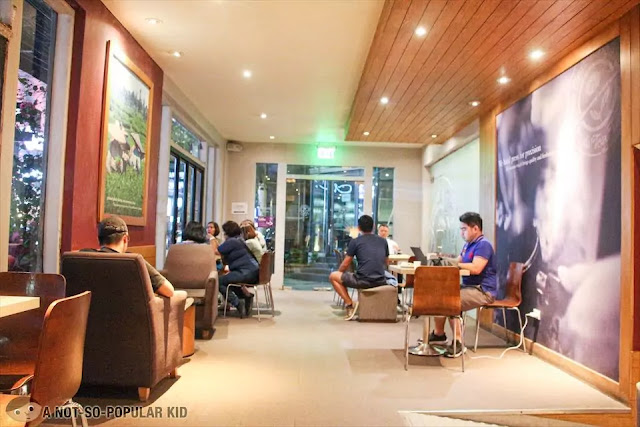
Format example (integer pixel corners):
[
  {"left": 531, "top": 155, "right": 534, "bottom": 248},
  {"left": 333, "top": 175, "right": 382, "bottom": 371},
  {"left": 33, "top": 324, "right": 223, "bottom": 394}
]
[{"left": 167, "top": 147, "right": 205, "bottom": 244}]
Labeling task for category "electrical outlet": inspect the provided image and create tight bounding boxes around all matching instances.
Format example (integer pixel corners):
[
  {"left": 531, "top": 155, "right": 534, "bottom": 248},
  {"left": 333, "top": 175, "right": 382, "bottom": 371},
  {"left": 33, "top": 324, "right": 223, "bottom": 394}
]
[{"left": 527, "top": 308, "right": 541, "bottom": 320}]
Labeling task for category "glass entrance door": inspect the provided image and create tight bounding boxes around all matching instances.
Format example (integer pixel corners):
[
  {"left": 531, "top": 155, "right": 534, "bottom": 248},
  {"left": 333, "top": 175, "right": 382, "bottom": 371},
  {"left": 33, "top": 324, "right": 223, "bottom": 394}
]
[{"left": 284, "top": 169, "right": 364, "bottom": 290}]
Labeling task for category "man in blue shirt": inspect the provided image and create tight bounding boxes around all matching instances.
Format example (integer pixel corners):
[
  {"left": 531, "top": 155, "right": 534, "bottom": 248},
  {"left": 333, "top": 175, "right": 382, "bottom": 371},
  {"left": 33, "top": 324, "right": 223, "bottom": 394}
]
[
  {"left": 329, "top": 215, "right": 389, "bottom": 320},
  {"left": 431, "top": 212, "right": 497, "bottom": 357}
]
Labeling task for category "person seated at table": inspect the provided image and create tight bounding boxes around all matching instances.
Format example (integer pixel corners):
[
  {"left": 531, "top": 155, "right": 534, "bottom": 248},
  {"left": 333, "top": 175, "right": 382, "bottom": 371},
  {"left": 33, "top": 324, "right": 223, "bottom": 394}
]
[
  {"left": 207, "top": 221, "right": 224, "bottom": 271},
  {"left": 430, "top": 212, "right": 497, "bottom": 357},
  {"left": 329, "top": 215, "right": 389, "bottom": 320},
  {"left": 216, "top": 221, "right": 259, "bottom": 316},
  {"left": 207, "top": 221, "right": 222, "bottom": 244},
  {"left": 180, "top": 221, "right": 209, "bottom": 244},
  {"left": 377, "top": 223, "right": 400, "bottom": 255},
  {"left": 241, "top": 222, "right": 265, "bottom": 263},
  {"left": 83, "top": 216, "right": 175, "bottom": 297},
  {"left": 241, "top": 219, "right": 267, "bottom": 251}
]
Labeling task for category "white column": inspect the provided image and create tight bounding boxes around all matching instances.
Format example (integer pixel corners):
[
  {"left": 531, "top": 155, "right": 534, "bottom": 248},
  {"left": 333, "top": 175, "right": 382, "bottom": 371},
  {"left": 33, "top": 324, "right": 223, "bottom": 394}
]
[
  {"left": 215, "top": 147, "right": 225, "bottom": 221},
  {"left": 0, "top": 0, "right": 23, "bottom": 272},
  {"left": 155, "top": 106, "right": 172, "bottom": 269},
  {"left": 206, "top": 146, "right": 215, "bottom": 222},
  {"left": 364, "top": 167, "right": 373, "bottom": 216},
  {"left": 273, "top": 162, "right": 287, "bottom": 288},
  {"left": 43, "top": 9, "right": 74, "bottom": 273}
]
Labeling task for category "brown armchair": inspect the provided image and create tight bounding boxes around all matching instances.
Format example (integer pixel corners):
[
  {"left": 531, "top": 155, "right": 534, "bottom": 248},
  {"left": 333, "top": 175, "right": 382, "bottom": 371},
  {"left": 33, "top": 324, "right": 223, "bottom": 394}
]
[
  {"left": 160, "top": 243, "right": 218, "bottom": 338},
  {"left": 61, "top": 251, "right": 186, "bottom": 401}
]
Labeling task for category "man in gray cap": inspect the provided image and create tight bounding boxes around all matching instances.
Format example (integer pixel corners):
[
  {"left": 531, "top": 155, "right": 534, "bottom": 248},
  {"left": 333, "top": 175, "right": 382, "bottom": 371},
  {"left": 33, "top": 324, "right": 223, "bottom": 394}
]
[{"left": 91, "top": 216, "right": 175, "bottom": 297}]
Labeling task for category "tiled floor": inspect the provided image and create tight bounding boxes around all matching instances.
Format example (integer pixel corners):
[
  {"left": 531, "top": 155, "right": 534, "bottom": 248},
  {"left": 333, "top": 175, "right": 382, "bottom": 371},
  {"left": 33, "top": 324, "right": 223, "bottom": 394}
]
[{"left": 45, "top": 289, "right": 628, "bottom": 426}]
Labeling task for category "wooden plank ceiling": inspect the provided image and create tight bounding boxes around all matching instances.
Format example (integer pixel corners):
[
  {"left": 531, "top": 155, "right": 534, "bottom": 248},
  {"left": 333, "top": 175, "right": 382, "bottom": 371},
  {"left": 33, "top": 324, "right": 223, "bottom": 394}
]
[{"left": 347, "top": 0, "right": 639, "bottom": 145}]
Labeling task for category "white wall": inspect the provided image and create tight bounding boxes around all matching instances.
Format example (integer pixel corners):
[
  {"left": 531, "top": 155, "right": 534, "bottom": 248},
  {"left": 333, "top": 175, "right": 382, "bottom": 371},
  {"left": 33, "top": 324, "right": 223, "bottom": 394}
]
[
  {"left": 421, "top": 121, "right": 480, "bottom": 254},
  {"left": 427, "top": 139, "right": 480, "bottom": 255},
  {"left": 224, "top": 142, "right": 424, "bottom": 286}
]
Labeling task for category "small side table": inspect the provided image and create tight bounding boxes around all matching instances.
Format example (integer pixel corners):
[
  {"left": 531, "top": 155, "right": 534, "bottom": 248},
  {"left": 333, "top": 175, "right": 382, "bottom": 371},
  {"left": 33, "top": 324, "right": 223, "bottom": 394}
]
[{"left": 183, "top": 298, "right": 196, "bottom": 357}]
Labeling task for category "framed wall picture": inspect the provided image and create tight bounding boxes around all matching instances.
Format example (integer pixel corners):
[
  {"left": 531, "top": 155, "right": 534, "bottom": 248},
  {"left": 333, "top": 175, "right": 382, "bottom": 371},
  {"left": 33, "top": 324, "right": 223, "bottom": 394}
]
[{"left": 98, "top": 41, "right": 154, "bottom": 226}]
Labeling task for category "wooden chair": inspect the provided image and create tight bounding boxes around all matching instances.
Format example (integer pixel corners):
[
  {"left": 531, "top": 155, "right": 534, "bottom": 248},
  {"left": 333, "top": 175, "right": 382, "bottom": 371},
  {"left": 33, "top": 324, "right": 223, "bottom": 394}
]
[
  {"left": 473, "top": 262, "right": 526, "bottom": 352},
  {"left": 404, "top": 266, "right": 464, "bottom": 371},
  {"left": 0, "top": 273, "right": 66, "bottom": 388},
  {"left": 0, "top": 291, "right": 92, "bottom": 427},
  {"left": 224, "top": 252, "right": 275, "bottom": 321}
]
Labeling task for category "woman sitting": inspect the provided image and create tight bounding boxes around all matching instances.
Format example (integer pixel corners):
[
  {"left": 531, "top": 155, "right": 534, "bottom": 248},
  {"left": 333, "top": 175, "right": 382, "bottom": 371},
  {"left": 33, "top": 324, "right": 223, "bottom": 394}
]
[
  {"left": 207, "top": 221, "right": 223, "bottom": 270},
  {"left": 216, "top": 221, "right": 259, "bottom": 317},
  {"left": 241, "top": 222, "right": 265, "bottom": 263},
  {"left": 181, "top": 221, "right": 209, "bottom": 244}
]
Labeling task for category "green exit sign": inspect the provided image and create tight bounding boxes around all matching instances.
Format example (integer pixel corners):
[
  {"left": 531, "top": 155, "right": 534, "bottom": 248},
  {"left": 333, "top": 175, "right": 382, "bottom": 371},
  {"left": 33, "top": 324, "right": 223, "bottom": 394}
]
[{"left": 317, "top": 146, "right": 335, "bottom": 160}]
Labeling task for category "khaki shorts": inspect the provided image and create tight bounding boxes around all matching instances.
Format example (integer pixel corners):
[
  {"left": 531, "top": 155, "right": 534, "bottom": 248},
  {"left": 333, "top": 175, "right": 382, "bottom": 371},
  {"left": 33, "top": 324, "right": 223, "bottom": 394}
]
[{"left": 460, "top": 286, "right": 495, "bottom": 312}]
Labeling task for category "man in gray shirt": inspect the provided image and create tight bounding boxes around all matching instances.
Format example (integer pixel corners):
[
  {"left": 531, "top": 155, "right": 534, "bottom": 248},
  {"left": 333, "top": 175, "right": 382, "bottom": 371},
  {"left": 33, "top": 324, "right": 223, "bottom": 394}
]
[
  {"left": 83, "top": 216, "right": 175, "bottom": 297},
  {"left": 329, "top": 215, "right": 389, "bottom": 320}
]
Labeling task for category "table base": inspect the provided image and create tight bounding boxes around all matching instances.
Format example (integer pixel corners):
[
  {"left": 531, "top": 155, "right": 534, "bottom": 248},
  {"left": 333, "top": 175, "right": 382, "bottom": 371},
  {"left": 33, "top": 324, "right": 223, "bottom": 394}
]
[{"left": 408, "top": 342, "right": 446, "bottom": 356}]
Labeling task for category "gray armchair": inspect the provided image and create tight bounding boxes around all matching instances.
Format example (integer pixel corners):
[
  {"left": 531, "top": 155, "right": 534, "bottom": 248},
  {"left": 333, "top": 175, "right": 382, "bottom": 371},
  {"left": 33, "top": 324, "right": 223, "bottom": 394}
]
[
  {"left": 160, "top": 243, "right": 218, "bottom": 338},
  {"left": 61, "top": 251, "right": 186, "bottom": 401}
]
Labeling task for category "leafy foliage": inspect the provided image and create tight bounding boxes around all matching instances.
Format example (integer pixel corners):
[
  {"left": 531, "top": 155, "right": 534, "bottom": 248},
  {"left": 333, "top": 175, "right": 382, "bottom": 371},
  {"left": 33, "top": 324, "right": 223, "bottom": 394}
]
[
  {"left": 171, "top": 118, "right": 200, "bottom": 156},
  {"left": 10, "top": 76, "right": 46, "bottom": 271}
]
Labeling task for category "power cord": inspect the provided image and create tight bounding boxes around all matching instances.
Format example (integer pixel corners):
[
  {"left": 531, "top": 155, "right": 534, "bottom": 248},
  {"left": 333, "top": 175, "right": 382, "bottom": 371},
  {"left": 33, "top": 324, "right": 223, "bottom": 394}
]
[{"left": 468, "top": 312, "right": 535, "bottom": 360}]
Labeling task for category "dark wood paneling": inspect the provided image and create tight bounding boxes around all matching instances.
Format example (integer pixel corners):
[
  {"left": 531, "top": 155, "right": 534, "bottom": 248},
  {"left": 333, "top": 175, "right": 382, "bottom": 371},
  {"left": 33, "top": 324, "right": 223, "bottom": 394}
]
[{"left": 62, "top": 0, "right": 163, "bottom": 252}]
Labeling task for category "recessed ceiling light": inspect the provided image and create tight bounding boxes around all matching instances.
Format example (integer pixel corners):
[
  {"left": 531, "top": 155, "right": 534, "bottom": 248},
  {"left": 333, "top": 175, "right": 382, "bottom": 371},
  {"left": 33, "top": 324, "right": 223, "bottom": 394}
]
[
  {"left": 415, "top": 26, "right": 427, "bottom": 37},
  {"left": 431, "top": 134, "right": 437, "bottom": 138},
  {"left": 497, "top": 76, "right": 510, "bottom": 85},
  {"left": 363, "top": 131, "right": 370, "bottom": 136},
  {"left": 529, "top": 49, "right": 545, "bottom": 60},
  {"left": 469, "top": 101, "right": 480, "bottom": 107},
  {"left": 380, "top": 97, "right": 389, "bottom": 105},
  {"left": 243, "top": 70, "right": 252, "bottom": 78},
  {"left": 146, "top": 18, "right": 162, "bottom": 25},
  {"left": 260, "top": 113, "right": 267, "bottom": 119},
  {"left": 269, "top": 136, "right": 275, "bottom": 140},
  {"left": 170, "top": 51, "right": 183, "bottom": 58}
]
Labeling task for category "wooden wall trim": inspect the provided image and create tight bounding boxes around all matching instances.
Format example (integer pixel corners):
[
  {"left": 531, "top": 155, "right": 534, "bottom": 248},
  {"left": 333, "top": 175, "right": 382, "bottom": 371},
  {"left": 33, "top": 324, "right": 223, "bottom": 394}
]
[
  {"left": 534, "top": 412, "right": 633, "bottom": 427},
  {"left": 128, "top": 245, "right": 156, "bottom": 267},
  {"left": 620, "top": 4, "right": 639, "bottom": 403}
]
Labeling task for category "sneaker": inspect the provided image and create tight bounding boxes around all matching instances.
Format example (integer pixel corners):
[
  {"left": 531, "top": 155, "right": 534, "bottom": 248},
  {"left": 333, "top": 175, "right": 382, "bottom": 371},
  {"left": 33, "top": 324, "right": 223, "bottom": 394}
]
[
  {"left": 427, "top": 331, "right": 447, "bottom": 344},
  {"left": 343, "top": 302, "right": 359, "bottom": 320},
  {"left": 444, "top": 340, "right": 466, "bottom": 358}
]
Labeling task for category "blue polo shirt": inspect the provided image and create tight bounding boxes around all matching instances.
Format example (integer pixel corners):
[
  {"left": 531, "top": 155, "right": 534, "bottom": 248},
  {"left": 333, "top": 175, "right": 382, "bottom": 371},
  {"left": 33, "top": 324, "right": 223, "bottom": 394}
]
[{"left": 460, "top": 235, "right": 497, "bottom": 297}]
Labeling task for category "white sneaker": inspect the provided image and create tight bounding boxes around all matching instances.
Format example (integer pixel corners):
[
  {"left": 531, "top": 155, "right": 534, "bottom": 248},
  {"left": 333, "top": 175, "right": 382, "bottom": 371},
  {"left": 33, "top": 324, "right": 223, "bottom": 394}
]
[{"left": 343, "top": 302, "right": 359, "bottom": 320}]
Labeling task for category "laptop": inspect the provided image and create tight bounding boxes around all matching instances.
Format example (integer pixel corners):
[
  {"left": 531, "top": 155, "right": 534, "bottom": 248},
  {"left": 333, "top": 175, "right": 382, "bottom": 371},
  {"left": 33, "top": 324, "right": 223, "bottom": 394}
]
[{"left": 410, "top": 247, "right": 429, "bottom": 265}]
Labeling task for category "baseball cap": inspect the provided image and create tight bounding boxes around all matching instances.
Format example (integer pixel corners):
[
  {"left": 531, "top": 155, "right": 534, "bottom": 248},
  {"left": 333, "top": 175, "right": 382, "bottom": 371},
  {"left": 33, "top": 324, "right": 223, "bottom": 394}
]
[{"left": 98, "top": 216, "right": 128, "bottom": 238}]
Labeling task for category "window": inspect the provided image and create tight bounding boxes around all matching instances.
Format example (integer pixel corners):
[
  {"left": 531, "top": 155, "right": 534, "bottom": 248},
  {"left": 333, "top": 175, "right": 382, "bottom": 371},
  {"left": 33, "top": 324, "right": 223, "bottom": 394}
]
[
  {"left": 171, "top": 117, "right": 201, "bottom": 157},
  {"left": 372, "top": 167, "right": 394, "bottom": 233},
  {"left": 255, "top": 163, "right": 277, "bottom": 250},
  {"left": 166, "top": 119, "right": 205, "bottom": 245},
  {"left": 8, "top": 0, "right": 56, "bottom": 272},
  {"left": 287, "top": 165, "right": 364, "bottom": 177},
  {"left": 166, "top": 152, "right": 204, "bottom": 244}
]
